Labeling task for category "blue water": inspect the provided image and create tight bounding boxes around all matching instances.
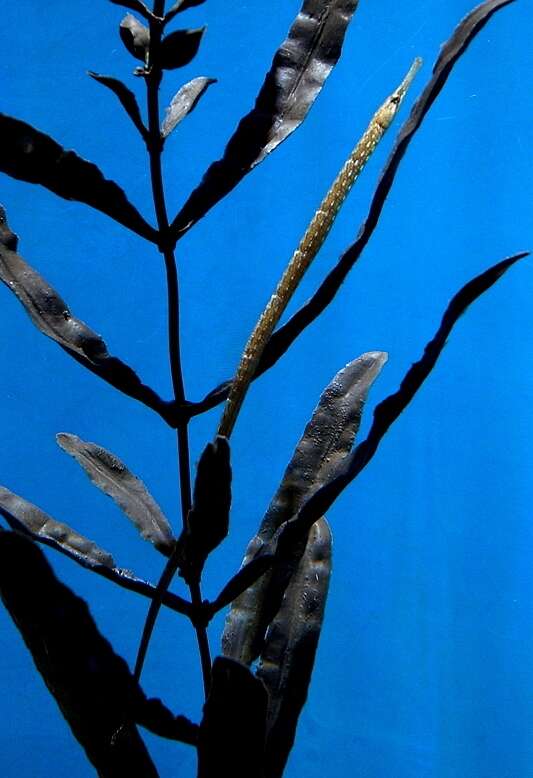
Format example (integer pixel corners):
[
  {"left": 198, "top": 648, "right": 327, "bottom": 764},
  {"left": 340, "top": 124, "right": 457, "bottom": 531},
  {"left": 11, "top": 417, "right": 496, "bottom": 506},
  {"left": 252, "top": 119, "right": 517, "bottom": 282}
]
[{"left": 1, "top": 1, "right": 532, "bottom": 776}]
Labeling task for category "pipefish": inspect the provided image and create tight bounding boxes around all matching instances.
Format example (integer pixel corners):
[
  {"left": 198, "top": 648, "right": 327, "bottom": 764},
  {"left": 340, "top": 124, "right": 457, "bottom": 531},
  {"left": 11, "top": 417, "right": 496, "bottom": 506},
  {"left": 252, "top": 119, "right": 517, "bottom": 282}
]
[{"left": 218, "top": 57, "right": 422, "bottom": 438}]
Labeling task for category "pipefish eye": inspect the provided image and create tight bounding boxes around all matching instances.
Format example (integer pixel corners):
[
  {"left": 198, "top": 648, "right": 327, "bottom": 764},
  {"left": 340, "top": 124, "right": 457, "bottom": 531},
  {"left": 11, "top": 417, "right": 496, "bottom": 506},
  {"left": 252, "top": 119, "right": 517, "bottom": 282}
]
[{"left": 390, "top": 95, "right": 401, "bottom": 105}]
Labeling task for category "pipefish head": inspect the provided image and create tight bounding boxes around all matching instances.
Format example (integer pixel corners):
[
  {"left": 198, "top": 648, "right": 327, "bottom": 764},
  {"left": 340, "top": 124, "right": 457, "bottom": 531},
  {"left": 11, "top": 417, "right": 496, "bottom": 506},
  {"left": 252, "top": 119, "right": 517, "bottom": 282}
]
[{"left": 374, "top": 56, "right": 422, "bottom": 130}]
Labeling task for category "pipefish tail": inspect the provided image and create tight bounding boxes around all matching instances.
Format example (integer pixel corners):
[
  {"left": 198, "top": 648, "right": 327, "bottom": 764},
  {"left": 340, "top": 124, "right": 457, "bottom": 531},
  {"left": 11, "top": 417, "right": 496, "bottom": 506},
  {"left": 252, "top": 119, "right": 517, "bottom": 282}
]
[{"left": 218, "top": 57, "right": 422, "bottom": 438}]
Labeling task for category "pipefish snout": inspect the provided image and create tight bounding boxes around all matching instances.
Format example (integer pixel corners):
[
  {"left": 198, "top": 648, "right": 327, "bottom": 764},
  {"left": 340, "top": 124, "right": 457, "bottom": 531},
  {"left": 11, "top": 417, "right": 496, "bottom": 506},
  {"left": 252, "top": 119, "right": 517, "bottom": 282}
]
[{"left": 218, "top": 57, "right": 422, "bottom": 438}]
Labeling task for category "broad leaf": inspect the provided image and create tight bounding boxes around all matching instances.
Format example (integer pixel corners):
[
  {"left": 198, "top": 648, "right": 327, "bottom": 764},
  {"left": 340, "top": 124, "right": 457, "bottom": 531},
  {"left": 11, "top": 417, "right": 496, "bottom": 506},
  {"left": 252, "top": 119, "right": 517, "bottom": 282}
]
[
  {"left": 110, "top": 0, "right": 151, "bottom": 20},
  {"left": 0, "top": 531, "right": 197, "bottom": 776},
  {"left": 56, "top": 433, "right": 175, "bottom": 556},
  {"left": 0, "top": 115, "right": 157, "bottom": 242},
  {"left": 198, "top": 656, "right": 268, "bottom": 778},
  {"left": 161, "top": 76, "right": 216, "bottom": 138},
  {"left": 89, "top": 72, "right": 148, "bottom": 141},
  {"left": 119, "top": 13, "right": 150, "bottom": 63},
  {"left": 0, "top": 208, "right": 171, "bottom": 423},
  {"left": 222, "top": 352, "right": 386, "bottom": 664},
  {"left": 0, "top": 487, "right": 115, "bottom": 570},
  {"left": 165, "top": 0, "right": 207, "bottom": 24},
  {"left": 160, "top": 27, "right": 205, "bottom": 70},
  {"left": 257, "top": 517, "right": 332, "bottom": 778},
  {"left": 177, "top": 435, "right": 231, "bottom": 581},
  {"left": 170, "top": 0, "right": 360, "bottom": 238},
  {"left": 209, "top": 554, "right": 275, "bottom": 616}
]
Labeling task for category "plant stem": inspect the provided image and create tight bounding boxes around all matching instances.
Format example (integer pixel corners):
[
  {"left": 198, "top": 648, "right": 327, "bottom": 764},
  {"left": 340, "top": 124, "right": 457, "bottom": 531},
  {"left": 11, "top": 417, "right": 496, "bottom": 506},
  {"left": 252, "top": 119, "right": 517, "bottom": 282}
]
[{"left": 134, "top": 3, "right": 212, "bottom": 696}]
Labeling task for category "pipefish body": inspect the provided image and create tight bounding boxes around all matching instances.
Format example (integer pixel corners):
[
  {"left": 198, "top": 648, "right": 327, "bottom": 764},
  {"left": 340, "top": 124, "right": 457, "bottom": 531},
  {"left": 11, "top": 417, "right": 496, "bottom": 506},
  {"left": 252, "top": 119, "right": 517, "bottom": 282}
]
[{"left": 218, "top": 57, "right": 422, "bottom": 438}]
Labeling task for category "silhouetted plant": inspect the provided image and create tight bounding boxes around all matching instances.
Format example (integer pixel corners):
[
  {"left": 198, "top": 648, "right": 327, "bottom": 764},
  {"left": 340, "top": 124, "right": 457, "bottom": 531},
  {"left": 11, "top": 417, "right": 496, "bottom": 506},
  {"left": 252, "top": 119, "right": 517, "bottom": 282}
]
[{"left": 0, "top": 1, "right": 526, "bottom": 776}]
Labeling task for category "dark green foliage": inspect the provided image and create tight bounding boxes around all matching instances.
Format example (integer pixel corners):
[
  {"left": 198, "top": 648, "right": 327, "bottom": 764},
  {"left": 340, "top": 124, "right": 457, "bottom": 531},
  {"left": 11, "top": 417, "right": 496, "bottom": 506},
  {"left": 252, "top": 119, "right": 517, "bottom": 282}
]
[{"left": 0, "top": 0, "right": 525, "bottom": 776}]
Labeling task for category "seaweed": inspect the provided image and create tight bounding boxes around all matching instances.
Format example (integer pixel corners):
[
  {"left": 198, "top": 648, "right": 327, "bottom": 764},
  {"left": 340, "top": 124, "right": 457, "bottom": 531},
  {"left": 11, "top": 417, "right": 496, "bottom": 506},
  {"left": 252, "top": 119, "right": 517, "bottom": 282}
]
[{"left": 0, "top": 1, "right": 528, "bottom": 776}]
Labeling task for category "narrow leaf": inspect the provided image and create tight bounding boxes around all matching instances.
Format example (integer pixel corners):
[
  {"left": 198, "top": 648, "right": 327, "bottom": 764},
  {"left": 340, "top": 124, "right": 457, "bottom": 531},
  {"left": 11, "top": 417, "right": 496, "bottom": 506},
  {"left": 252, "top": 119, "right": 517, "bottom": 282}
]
[
  {"left": 89, "top": 72, "right": 148, "bottom": 140},
  {"left": 170, "top": 0, "right": 360, "bottom": 238},
  {"left": 288, "top": 252, "right": 529, "bottom": 539},
  {"left": 56, "top": 432, "right": 175, "bottom": 556},
  {"left": 0, "top": 115, "right": 157, "bottom": 242},
  {"left": 0, "top": 531, "right": 198, "bottom": 775},
  {"left": 160, "top": 27, "right": 205, "bottom": 70},
  {"left": 209, "top": 554, "right": 275, "bottom": 616},
  {"left": 260, "top": 0, "right": 518, "bottom": 374},
  {"left": 0, "top": 487, "right": 115, "bottom": 570},
  {"left": 257, "top": 517, "right": 332, "bottom": 778},
  {"left": 198, "top": 656, "right": 268, "bottom": 778},
  {"left": 0, "top": 208, "right": 171, "bottom": 422},
  {"left": 110, "top": 0, "right": 151, "bottom": 20},
  {"left": 119, "top": 13, "right": 150, "bottom": 63},
  {"left": 222, "top": 352, "right": 386, "bottom": 664},
  {"left": 161, "top": 76, "right": 216, "bottom": 138},
  {"left": 177, "top": 435, "right": 231, "bottom": 580}
]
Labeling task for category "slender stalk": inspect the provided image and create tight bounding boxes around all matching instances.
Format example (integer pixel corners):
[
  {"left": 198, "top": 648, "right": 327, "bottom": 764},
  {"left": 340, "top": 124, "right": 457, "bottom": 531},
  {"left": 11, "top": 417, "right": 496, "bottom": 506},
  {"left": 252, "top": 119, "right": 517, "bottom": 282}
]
[{"left": 133, "top": 1, "right": 212, "bottom": 696}]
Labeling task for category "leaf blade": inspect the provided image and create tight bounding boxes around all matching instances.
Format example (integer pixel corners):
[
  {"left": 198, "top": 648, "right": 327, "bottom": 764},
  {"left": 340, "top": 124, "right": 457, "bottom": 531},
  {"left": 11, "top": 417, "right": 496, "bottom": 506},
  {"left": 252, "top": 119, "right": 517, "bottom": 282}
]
[
  {"left": 160, "top": 27, "right": 206, "bottom": 70},
  {"left": 89, "top": 72, "right": 148, "bottom": 140},
  {"left": 0, "top": 114, "right": 157, "bottom": 242},
  {"left": 170, "top": 0, "right": 360, "bottom": 238},
  {"left": 161, "top": 76, "right": 216, "bottom": 138},
  {"left": 56, "top": 433, "right": 175, "bottom": 556}
]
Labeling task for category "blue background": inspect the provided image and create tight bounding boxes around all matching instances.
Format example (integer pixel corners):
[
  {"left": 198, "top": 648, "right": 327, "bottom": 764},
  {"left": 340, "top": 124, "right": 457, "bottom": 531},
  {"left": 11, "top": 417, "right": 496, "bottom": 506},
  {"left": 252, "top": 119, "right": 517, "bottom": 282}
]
[{"left": 0, "top": 1, "right": 532, "bottom": 776}]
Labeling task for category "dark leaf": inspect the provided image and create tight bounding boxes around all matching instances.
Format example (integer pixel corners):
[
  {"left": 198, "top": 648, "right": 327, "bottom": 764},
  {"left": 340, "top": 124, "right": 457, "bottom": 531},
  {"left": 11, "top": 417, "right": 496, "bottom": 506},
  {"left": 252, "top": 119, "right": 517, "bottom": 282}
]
[
  {"left": 0, "top": 115, "right": 157, "bottom": 242},
  {"left": 170, "top": 0, "right": 360, "bottom": 239},
  {"left": 178, "top": 435, "right": 231, "bottom": 581},
  {"left": 110, "top": 0, "right": 151, "bottom": 20},
  {"left": 0, "top": 531, "right": 197, "bottom": 776},
  {"left": 165, "top": 0, "right": 207, "bottom": 25},
  {"left": 259, "top": 0, "right": 518, "bottom": 375},
  {"left": 160, "top": 27, "right": 206, "bottom": 70},
  {"left": 161, "top": 76, "right": 216, "bottom": 138},
  {"left": 0, "top": 208, "right": 171, "bottom": 423},
  {"left": 88, "top": 72, "right": 148, "bottom": 141},
  {"left": 0, "top": 486, "right": 115, "bottom": 570},
  {"left": 119, "top": 13, "right": 150, "bottom": 63},
  {"left": 287, "top": 252, "right": 528, "bottom": 539},
  {"left": 257, "top": 517, "right": 332, "bottom": 778},
  {"left": 198, "top": 656, "right": 268, "bottom": 778},
  {"left": 222, "top": 352, "right": 386, "bottom": 664},
  {"left": 209, "top": 554, "right": 275, "bottom": 616},
  {"left": 56, "top": 433, "right": 175, "bottom": 556}
]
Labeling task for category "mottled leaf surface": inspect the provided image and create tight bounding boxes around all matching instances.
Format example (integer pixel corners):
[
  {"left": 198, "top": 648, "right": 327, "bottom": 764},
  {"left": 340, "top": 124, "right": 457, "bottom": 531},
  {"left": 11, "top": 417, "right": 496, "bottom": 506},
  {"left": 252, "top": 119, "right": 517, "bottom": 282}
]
[
  {"left": 222, "top": 352, "right": 386, "bottom": 664},
  {"left": 177, "top": 435, "right": 231, "bottom": 581},
  {"left": 0, "top": 487, "right": 115, "bottom": 571},
  {"left": 161, "top": 76, "right": 216, "bottom": 138},
  {"left": 57, "top": 433, "right": 175, "bottom": 556},
  {"left": 160, "top": 28, "right": 205, "bottom": 70},
  {"left": 198, "top": 656, "right": 267, "bottom": 778},
  {"left": 260, "top": 0, "right": 518, "bottom": 373},
  {"left": 209, "top": 554, "right": 275, "bottom": 616},
  {"left": 0, "top": 208, "right": 171, "bottom": 423},
  {"left": 0, "top": 531, "right": 197, "bottom": 777},
  {"left": 257, "top": 517, "right": 332, "bottom": 778},
  {"left": 0, "top": 115, "right": 156, "bottom": 242},
  {"left": 170, "top": 0, "right": 359, "bottom": 238},
  {"left": 89, "top": 72, "right": 148, "bottom": 140}
]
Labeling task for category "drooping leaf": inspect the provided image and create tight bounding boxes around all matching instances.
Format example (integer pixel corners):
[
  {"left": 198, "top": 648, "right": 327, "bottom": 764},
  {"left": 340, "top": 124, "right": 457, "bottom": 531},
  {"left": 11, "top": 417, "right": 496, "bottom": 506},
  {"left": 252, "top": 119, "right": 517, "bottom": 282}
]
[
  {"left": 259, "top": 0, "right": 518, "bottom": 375},
  {"left": 119, "top": 13, "right": 150, "bottom": 63},
  {"left": 0, "top": 115, "right": 157, "bottom": 242},
  {"left": 257, "top": 517, "right": 332, "bottom": 778},
  {"left": 0, "top": 487, "right": 115, "bottom": 570},
  {"left": 0, "top": 208, "right": 171, "bottom": 423},
  {"left": 284, "top": 252, "right": 529, "bottom": 542},
  {"left": 222, "top": 352, "right": 386, "bottom": 665},
  {"left": 197, "top": 656, "right": 268, "bottom": 778},
  {"left": 170, "top": 0, "right": 360, "bottom": 239},
  {"left": 160, "top": 27, "right": 205, "bottom": 70},
  {"left": 88, "top": 72, "right": 148, "bottom": 141},
  {"left": 165, "top": 0, "right": 207, "bottom": 25},
  {"left": 56, "top": 433, "right": 175, "bottom": 556},
  {"left": 0, "top": 531, "right": 197, "bottom": 776},
  {"left": 110, "top": 0, "right": 151, "bottom": 20},
  {"left": 177, "top": 435, "right": 231, "bottom": 581},
  {"left": 161, "top": 76, "right": 216, "bottom": 138}
]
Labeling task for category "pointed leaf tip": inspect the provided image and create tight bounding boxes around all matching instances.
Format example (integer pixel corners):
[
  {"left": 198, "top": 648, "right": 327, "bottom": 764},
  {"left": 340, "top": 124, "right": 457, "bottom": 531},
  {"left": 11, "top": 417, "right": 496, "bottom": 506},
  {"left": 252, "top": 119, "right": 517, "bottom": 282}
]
[
  {"left": 160, "top": 27, "right": 206, "bottom": 70},
  {"left": 161, "top": 76, "right": 216, "bottom": 138}
]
